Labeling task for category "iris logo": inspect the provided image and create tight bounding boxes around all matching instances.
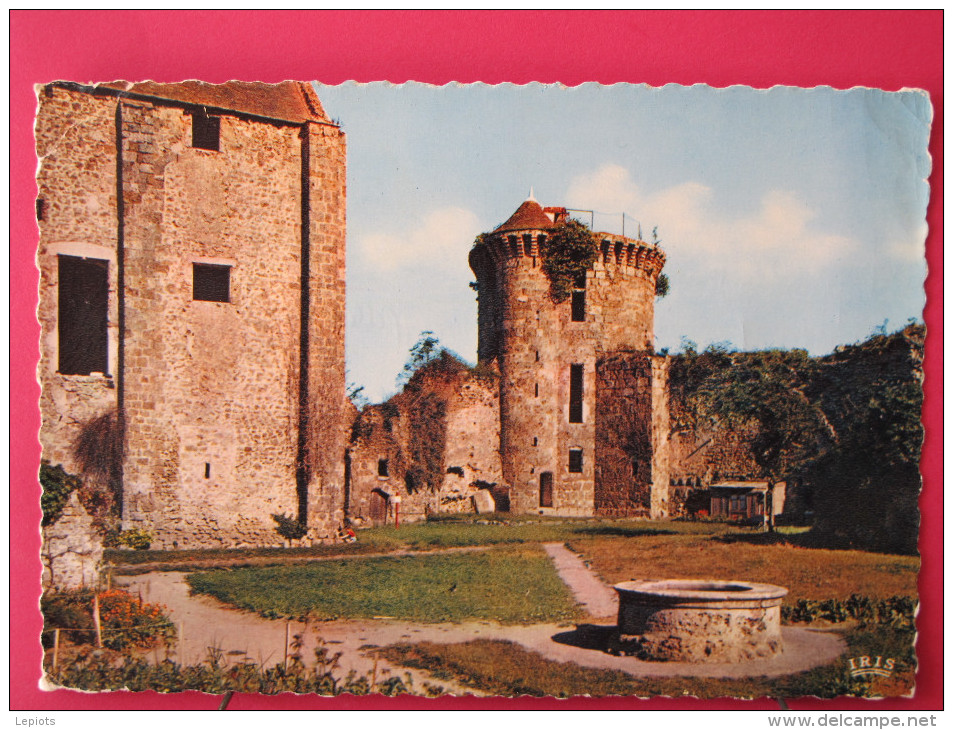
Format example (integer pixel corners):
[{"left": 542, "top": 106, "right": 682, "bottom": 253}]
[{"left": 848, "top": 655, "right": 895, "bottom": 678}]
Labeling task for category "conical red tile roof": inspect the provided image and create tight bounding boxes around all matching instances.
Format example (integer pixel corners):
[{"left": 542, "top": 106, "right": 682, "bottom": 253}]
[{"left": 493, "top": 198, "right": 556, "bottom": 234}]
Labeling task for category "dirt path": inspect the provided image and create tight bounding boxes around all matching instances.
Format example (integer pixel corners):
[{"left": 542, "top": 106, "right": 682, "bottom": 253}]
[
  {"left": 543, "top": 542, "right": 618, "bottom": 619},
  {"left": 116, "top": 546, "right": 845, "bottom": 691},
  {"left": 116, "top": 571, "right": 483, "bottom": 696}
]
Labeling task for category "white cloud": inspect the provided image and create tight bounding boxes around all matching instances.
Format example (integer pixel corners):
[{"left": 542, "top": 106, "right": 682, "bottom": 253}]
[
  {"left": 887, "top": 222, "right": 928, "bottom": 263},
  {"left": 565, "top": 164, "right": 857, "bottom": 282},
  {"left": 358, "top": 206, "right": 482, "bottom": 271}
]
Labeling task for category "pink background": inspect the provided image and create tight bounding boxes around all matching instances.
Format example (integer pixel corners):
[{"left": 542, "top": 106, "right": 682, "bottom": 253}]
[{"left": 10, "top": 10, "right": 943, "bottom": 711}]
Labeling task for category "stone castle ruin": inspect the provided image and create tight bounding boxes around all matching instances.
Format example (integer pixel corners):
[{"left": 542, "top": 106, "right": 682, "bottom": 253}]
[
  {"left": 347, "top": 197, "right": 673, "bottom": 523},
  {"left": 38, "top": 81, "right": 806, "bottom": 547},
  {"left": 36, "top": 81, "right": 347, "bottom": 548}
]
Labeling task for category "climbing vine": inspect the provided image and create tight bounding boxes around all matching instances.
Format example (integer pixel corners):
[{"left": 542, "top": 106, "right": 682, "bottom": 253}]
[{"left": 540, "top": 220, "right": 598, "bottom": 303}]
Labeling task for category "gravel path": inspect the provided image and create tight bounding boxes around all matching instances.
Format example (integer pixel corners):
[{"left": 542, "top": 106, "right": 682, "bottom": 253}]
[
  {"left": 543, "top": 542, "right": 618, "bottom": 619},
  {"left": 115, "top": 545, "right": 846, "bottom": 691}
]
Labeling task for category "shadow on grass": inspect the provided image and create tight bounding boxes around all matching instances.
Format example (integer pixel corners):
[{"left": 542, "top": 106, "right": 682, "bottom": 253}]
[
  {"left": 572, "top": 526, "right": 676, "bottom": 538},
  {"left": 551, "top": 623, "right": 616, "bottom": 652},
  {"left": 712, "top": 528, "right": 865, "bottom": 551}
]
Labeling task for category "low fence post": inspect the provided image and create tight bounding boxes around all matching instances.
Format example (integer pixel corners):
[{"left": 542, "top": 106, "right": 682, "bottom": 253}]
[
  {"left": 284, "top": 621, "right": 291, "bottom": 668},
  {"left": 52, "top": 629, "right": 60, "bottom": 672},
  {"left": 93, "top": 593, "right": 103, "bottom": 648}
]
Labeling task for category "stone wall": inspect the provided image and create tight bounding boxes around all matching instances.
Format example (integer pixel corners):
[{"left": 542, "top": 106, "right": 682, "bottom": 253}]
[
  {"left": 35, "top": 86, "right": 121, "bottom": 473},
  {"left": 347, "top": 359, "right": 502, "bottom": 524},
  {"left": 41, "top": 493, "right": 103, "bottom": 590},
  {"left": 36, "top": 84, "right": 347, "bottom": 549},
  {"left": 594, "top": 352, "right": 670, "bottom": 518}
]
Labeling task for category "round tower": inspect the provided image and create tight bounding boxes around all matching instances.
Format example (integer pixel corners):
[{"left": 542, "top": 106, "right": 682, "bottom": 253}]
[{"left": 470, "top": 196, "right": 666, "bottom": 516}]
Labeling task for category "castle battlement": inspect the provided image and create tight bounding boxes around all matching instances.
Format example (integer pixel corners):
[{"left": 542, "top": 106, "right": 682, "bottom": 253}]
[{"left": 472, "top": 224, "right": 665, "bottom": 284}]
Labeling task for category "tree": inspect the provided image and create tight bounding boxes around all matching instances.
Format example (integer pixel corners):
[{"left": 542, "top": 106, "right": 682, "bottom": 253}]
[
  {"left": 680, "top": 347, "right": 830, "bottom": 531},
  {"left": 396, "top": 331, "right": 442, "bottom": 388}
]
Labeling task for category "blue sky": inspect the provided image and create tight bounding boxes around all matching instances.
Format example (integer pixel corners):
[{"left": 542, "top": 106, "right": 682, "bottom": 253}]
[{"left": 314, "top": 82, "right": 932, "bottom": 403}]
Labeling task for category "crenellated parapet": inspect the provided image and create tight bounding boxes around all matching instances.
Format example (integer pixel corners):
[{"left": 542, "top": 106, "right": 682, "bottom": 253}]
[
  {"left": 470, "top": 227, "right": 665, "bottom": 284},
  {"left": 595, "top": 233, "right": 666, "bottom": 281}
]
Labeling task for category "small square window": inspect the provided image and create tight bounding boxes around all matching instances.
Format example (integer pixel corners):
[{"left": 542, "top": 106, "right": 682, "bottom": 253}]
[
  {"left": 569, "top": 448, "right": 583, "bottom": 473},
  {"left": 193, "top": 263, "right": 230, "bottom": 302},
  {"left": 192, "top": 112, "right": 221, "bottom": 151}
]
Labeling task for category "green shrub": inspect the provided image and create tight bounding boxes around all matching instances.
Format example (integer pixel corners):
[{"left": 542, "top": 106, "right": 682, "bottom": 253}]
[
  {"left": 40, "top": 461, "right": 82, "bottom": 526},
  {"left": 782, "top": 594, "right": 916, "bottom": 628},
  {"left": 272, "top": 513, "right": 307, "bottom": 541},
  {"left": 41, "top": 588, "right": 96, "bottom": 648},
  {"left": 47, "top": 639, "right": 419, "bottom": 695},
  {"left": 116, "top": 527, "right": 152, "bottom": 550}
]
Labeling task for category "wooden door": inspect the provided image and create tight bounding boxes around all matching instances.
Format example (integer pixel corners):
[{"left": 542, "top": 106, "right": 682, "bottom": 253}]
[{"left": 539, "top": 472, "right": 553, "bottom": 508}]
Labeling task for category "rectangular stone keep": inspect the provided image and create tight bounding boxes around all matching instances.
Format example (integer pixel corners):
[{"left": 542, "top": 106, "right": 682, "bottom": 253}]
[{"left": 36, "top": 82, "right": 347, "bottom": 548}]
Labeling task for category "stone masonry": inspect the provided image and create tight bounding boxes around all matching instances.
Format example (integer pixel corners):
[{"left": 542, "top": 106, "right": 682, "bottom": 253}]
[
  {"left": 347, "top": 355, "right": 503, "bottom": 524},
  {"left": 41, "top": 492, "right": 103, "bottom": 590},
  {"left": 469, "top": 197, "right": 670, "bottom": 517},
  {"left": 36, "top": 81, "right": 347, "bottom": 548}
]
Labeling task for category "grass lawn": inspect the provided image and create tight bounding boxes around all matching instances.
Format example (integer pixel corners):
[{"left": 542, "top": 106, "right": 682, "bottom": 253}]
[
  {"left": 378, "top": 619, "right": 916, "bottom": 699},
  {"left": 569, "top": 532, "right": 919, "bottom": 605},
  {"left": 105, "top": 515, "right": 702, "bottom": 568},
  {"left": 186, "top": 545, "right": 583, "bottom": 624}
]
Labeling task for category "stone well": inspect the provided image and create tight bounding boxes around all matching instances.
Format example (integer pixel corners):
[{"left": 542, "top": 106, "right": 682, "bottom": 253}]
[{"left": 612, "top": 579, "right": 788, "bottom": 663}]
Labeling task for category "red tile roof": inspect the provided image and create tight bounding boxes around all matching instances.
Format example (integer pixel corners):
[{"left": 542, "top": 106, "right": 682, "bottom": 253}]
[
  {"left": 102, "top": 80, "right": 330, "bottom": 123},
  {"left": 493, "top": 199, "right": 556, "bottom": 234}
]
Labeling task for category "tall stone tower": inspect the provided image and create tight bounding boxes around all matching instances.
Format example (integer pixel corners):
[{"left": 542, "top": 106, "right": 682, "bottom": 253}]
[{"left": 469, "top": 196, "right": 671, "bottom": 518}]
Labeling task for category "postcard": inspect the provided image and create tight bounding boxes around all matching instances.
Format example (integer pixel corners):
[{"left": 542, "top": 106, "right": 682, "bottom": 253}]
[{"left": 31, "top": 78, "right": 930, "bottom": 703}]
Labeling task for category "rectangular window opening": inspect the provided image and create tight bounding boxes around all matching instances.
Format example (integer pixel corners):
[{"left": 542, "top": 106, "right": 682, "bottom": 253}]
[
  {"left": 193, "top": 263, "right": 231, "bottom": 302},
  {"left": 36, "top": 198, "right": 46, "bottom": 221},
  {"left": 192, "top": 112, "right": 221, "bottom": 151},
  {"left": 569, "top": 363, "right": 584, "bottom": 423},
  {"left": 534, "top": 382, "right": 539, "bottom": 398},
  {"left": 204, "top": 463, "right": 211, "bottom": 479},
  {"left": 378, "top": 459, "right": 389, "bottom": 477},
  {"left": 58, "top": 255, "right": 109, "bottom": 376},
  {"left": 569, "top": 448, "right": 583, "bottom": 473},
  {"left": 571, "top": 290, "right": 586, "bottom": 322}
]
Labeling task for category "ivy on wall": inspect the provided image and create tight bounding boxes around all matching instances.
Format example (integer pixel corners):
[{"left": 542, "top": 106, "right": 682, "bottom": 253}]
[{"left": 540, "top": 220, "right": 598, "bottom": 303}]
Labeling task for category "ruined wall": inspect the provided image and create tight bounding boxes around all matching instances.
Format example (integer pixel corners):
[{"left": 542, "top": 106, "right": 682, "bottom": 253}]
[
  {"left": 42, "top": 493, "right": 103, "bottom": 590},
  {"left": 36, "top": 85, "right": 347, "bottom": 549},
  {"left": 594, "top": 353, "right": 670, "bottom": 518},
  {"left": 347, "top": 362, "right": 502, "bottom": 524}
]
